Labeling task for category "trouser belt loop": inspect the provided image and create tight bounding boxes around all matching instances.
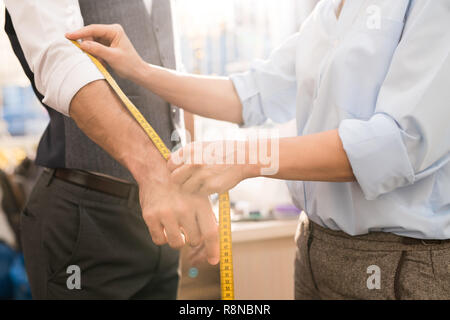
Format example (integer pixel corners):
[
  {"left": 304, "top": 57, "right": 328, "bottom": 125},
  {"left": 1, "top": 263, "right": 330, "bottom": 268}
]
[
  {"left": 402, "top": 237, "right": 446, "bottom": 246},
  {"left": 305, "top": 217, "right": 319, "bottom": 292},
  {"left": 421, "top": 239, "right": 443, "bottom": 246},
  {"left": 308, "top": 216, "right": 314, "bottom": 234},
  {"left": 127, "top": 185, "right": 138, "bottom": 208},
  {"left": 43, "top": 168, "right": 56, "bottom": 187},
  {"left": 394, "top": 250, "right": 407, "bottom": 300}
]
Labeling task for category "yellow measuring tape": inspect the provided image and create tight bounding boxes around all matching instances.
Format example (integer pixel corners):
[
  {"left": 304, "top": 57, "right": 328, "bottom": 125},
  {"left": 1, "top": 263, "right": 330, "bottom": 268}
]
[{"left": 71, "top": 41, "right": 234, "bottom": 300}]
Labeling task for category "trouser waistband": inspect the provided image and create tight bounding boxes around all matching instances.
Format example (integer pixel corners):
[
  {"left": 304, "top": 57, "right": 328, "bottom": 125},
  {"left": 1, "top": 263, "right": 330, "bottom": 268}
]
[
  {"left": 41, "top": 168, "right": 140, "bottom": 209},
  {"left": 302, "top": 214, "right": 450, "bottom": 251}
]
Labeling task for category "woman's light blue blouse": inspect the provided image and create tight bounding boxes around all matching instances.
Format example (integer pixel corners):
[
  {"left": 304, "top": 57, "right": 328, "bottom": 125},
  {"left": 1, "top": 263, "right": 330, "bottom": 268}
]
[{"left": 231, "top": 0, "right": 450, "bottom": 239}]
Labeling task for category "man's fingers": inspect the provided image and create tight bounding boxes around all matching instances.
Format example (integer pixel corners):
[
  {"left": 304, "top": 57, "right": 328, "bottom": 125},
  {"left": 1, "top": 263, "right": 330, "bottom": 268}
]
[
  {"left": 148, "top": 222, "right": 168, "bottom": 246},
  {"left": 161, "top": 214, "right": 185, "bottom": 249},
  {"left": 195, "top": 197, "right": 220, "bottom": 265},
  {"left": 66, "top": 24, "right": 119, "bottom": 43},
  {"left": 179, "top": 213, "right": 202, "bottom": 247},
  {"left": 187, "top": 242, "right": 205, "bottom": 260},
  {"left": 143, "top": 211, "right": 167, "bottom": 245},
  {"left": 188, "top": 243, "right": 208, "bottom": 267}
]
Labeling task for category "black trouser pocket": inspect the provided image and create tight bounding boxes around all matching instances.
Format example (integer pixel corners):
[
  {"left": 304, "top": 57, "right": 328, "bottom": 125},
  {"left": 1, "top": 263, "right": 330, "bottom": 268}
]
[
  {"left": 45, "top": 202, "right": 114, "bottom": 299},
  {"left": 20, "top": 209, "right": 45, "bottom": 299},
  {"left": 44, "top": 203, "right": 82, "bottom": 283},
  {"left": 21, "top": 172, "right": 84, "bottom": 299}
]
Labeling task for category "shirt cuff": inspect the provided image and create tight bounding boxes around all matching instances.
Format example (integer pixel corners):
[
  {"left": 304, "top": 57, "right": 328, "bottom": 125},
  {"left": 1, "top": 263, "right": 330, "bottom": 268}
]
[
  {"left": 230, "top": 71, "right": 267, "bottom": 128},
  {"left": 42, "top": 57, "right": 105, "bottom": 117},
  {"left": 338, "top": 113, "right": 415, "bottom": 200}
]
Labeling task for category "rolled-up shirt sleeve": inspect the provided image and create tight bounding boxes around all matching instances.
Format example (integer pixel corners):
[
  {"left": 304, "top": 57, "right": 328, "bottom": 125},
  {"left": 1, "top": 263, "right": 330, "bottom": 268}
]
[
  {"left": 339, "top": 2, "right": 450, "bottom": 200},
  {"left": 4, "top": 0, "right": 104, "bottom": 117},
  {"left": 230, "top": 32, "right": 299, "bottom": 127}
]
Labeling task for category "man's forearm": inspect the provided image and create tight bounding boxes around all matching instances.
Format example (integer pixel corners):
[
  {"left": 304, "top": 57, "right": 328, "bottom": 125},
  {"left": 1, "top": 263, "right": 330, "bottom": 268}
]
[
  {"left": 132, "top": 63, "right": 244, "bottom": 125},
  {"left": 69, "top": 79, "right": 168, "bottom": 185}
]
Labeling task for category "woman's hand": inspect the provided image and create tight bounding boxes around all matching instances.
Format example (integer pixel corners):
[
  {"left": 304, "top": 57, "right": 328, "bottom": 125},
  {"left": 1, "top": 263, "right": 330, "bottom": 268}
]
[
  {"left": 169, "top": 132, "right": 355, "bottom": 196},
  {"left": 167, "top": 141, "right": 258, "bottom": 196},
  {"left": 66, "top": 24, "right": 145, "bottom": 81}
]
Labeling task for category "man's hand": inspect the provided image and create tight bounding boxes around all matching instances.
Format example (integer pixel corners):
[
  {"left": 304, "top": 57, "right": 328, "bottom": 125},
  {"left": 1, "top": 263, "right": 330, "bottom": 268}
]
[
  {"left": 139, "top": 175, "right": 220, "bottom": 265},
  {"left": 186, "top": 242, "right": 209, "bottom": 267},
  {"left": 66, "top": 24, "right": 144, "bottom": 81}
]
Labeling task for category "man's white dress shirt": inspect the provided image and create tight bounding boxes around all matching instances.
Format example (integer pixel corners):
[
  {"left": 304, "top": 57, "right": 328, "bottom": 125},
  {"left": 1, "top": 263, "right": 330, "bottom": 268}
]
[{"left": 4, "top": 0, "right": 152, "bottom": 117}]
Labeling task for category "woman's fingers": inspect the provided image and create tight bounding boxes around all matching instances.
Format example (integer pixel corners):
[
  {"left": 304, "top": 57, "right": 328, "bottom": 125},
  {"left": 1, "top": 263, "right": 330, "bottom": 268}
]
[
  {"left": 79, "top": 40, "right": 115, "bottom": 62},
  {"left": 167, "top": 147, "right": 186, "bottom": 172},
  {"left": 65, "top": 24, "right": 120, "bottom": 43},
  {"left": 169, "top": 147, "right": 206, "bottom": 193},
  {"left": 169, "top": 142, "right": 237, "bottom": 195},
  {"left": 183, "top": 170, "right": 210, "bottom": 194},
  {"left": 66, "top": 24, "right": 123, "bottom": 63},
  {"left": 168, "top": 142, "right": 204, "bottom": 173},
  {"left": 171, "top": 163, "right": 225, "bottom": 195},
  {"left": 172, "top": 165, "right": 213, "bottom": 195},
  {"left": 171, "top": 164, "right": 196, "bottom": 186}
]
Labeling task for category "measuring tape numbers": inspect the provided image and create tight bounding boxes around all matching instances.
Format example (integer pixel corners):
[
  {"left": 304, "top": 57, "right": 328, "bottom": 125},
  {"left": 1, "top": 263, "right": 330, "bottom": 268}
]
[{"left": 71, "top": 40, "right": 234, "bottom": 300}]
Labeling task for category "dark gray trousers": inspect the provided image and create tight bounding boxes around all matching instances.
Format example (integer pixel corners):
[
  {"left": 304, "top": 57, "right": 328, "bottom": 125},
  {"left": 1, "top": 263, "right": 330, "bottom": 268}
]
[
  {"left": 20, "top": 169, "right": 179, "bottom": 300},
  {"left": 295, "top": 212, "right": 450, "bottom": 300}
]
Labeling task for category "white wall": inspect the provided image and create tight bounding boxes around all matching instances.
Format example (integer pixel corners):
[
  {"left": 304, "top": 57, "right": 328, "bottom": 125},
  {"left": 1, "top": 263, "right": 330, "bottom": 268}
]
[{"left": 0, "top": 1, "right": 30, "bottom": 87}]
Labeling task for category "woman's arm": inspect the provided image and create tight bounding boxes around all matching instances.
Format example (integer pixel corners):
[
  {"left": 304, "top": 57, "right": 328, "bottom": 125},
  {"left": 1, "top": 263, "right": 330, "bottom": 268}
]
[
  {"left": 167, "top": 129, "right": 356, "bottom": 196},
  {"left": 66, "top": 24, "right": 243, "bottom": 124},
  {"left": 135, "top": 65, "right": 243, "bottom": 124},
  {"left": 270, "top": 130, "right": 355, "bottom": 182}
]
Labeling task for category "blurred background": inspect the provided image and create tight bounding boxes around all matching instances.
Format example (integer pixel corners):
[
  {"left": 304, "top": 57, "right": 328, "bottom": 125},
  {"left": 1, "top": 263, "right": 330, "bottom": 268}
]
[{"left": 0, "top": 0, "right": 319, "bottom": 300}]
